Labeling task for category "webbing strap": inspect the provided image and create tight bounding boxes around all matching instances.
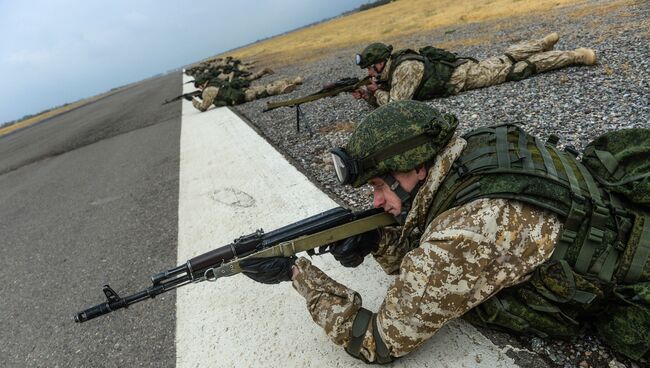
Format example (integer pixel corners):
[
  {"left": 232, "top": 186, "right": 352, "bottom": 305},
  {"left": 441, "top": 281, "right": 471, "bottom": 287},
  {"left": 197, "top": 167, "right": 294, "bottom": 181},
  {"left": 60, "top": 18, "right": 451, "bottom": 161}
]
[
  {"left": 594, "top": 149, "right": 620, "bottom": 177},
  {"left": 496, "top": 126, "right": 511, "bottom": 169},
  {"left": 535, "top": 137, "right": 558, "bottom": 177},
  {"left": 346, "top": 308, "right": 372, "bottom": 358},
  {"left": 550, "top": 146, "right": 585, "bottom": 261},
  {"left": 568, "top": 154, "right": 611, "bottom": 277},
  {"left": 360, "top": 133, "right": 433, "bottom": 172},
  {"left": 462, "top": 127, "right": 495, "bottom": 139},
  {"left": 463, "top": 145, "right": 514, "bottom": 173},
  {"left": 381, "top": 174, "right": 411, "bottom": 204},
  {"left": 625, "top": 215, "right": 650, "bottom": 283},
  {"left": 552, "top": 147, "right": 581, "bottom": 196},
  {"left": 372, "top": 314, "right": 393, "bottom": 363},
  {"left": 455, "top": 146, "right": 497, "bottom": 166},
  {"left": 590, "top": 244, "right": 620, "bottom": 282},
  {"left": 518, "top": 129, "right": 534, "bottom": 170}
]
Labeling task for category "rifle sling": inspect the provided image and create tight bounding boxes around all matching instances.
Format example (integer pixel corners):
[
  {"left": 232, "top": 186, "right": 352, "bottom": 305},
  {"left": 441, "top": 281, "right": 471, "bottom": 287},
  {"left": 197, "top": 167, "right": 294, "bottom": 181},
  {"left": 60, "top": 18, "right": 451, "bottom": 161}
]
[{"left": 208, "top": 211, "right": 396, "bottom": 279}]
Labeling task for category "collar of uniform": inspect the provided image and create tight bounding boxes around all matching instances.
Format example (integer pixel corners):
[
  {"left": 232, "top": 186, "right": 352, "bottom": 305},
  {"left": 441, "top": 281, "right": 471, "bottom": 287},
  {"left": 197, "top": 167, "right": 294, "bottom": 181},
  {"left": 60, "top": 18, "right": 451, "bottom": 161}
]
[{"left": 401, "top": 135, "right": 467, "bottom": 235}]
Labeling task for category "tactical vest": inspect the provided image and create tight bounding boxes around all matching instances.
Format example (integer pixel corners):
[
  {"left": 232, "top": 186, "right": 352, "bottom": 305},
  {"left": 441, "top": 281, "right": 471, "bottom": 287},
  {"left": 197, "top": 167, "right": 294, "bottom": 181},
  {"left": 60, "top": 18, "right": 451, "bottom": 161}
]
[
  {"left": 208, "top": 79, "right": 247, "bottom": 107},
  {"left": 385, "top": 48, "right": 469, "bottom": 99},
  {"left": 425, "top": 125, "right": 650, "bottom": 359}
]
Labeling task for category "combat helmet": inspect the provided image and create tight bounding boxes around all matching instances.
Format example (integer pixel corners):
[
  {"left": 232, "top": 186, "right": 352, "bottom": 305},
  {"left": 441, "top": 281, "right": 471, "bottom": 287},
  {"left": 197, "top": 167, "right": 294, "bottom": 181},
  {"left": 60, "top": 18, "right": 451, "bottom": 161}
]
[
  {"left": 331, "top": 100, "right": 458, "bottom": 187},
  {"left": 355, "top": 42, "right": 393, "bottom": 68}
]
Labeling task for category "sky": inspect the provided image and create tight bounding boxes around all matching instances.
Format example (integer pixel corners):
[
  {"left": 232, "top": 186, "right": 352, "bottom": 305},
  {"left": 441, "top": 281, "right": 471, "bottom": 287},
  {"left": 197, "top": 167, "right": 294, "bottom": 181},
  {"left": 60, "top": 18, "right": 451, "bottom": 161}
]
[{"left": 0, "top": 0, "right": 369, "bottom": 124}]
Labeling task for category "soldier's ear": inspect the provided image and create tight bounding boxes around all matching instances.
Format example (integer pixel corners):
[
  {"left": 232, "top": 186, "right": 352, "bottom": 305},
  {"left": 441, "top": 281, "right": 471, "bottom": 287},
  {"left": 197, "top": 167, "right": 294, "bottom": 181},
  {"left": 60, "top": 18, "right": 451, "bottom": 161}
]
[{"left": 415, "top": 165, "right": 427, "bottom": 180}]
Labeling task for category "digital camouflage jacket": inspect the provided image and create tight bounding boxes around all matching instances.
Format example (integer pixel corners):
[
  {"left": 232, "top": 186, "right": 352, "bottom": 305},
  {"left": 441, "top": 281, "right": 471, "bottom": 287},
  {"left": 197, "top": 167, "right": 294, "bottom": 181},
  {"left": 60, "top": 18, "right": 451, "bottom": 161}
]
[{"left": 291, "top": 136, "right": 562, "bottom": 362}]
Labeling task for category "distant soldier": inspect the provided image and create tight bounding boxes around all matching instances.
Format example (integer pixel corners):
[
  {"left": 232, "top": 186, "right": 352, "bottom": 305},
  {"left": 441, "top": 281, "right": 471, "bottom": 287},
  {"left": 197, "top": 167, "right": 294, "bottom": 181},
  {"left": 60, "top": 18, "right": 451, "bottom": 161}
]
[
  {"left": 187, "top": 56, "right": 273, "bottom": 83},
  {"left": 352, "top": 32, "right": 597, "bottom": 106},
  {"left": 191, "top": 75, "right": 303, "bottom": 112}
]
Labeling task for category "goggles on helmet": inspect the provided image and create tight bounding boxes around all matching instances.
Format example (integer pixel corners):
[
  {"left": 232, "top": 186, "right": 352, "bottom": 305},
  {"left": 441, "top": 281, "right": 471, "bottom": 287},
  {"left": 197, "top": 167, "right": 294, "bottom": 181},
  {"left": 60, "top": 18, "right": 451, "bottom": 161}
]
[
  {"left": 331, "top": 127, "right": 441, "bottom": 186},
  {"left": 331, "top": 148, "right": 359, "bottom": 185},
  {"left": 355, "top": 54, "right": 363, "bottom": 66}
]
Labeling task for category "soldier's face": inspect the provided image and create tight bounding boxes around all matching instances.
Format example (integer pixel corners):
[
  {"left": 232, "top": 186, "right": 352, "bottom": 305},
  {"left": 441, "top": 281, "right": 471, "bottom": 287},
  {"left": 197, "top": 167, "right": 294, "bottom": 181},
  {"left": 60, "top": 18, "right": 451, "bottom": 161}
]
[
  {"left": 369, "top": 168, "right": 426, "bottom": 216},
  {"left": 367, "top": 61, "right": 386, "bottom": 78}
]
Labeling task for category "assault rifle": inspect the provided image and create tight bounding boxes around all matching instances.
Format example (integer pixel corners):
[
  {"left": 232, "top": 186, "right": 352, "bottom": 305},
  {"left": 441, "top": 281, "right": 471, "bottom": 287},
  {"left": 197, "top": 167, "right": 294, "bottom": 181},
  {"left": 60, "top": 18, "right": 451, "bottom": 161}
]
[
  {"left": 161, "top": 90, "right": 202, "bottom": 105},
  {"left": 74, "top": 207, "right": 396, "bottom": 323},
  {"left": 263, "top": 76, "right": 372, "bottom": 132}
]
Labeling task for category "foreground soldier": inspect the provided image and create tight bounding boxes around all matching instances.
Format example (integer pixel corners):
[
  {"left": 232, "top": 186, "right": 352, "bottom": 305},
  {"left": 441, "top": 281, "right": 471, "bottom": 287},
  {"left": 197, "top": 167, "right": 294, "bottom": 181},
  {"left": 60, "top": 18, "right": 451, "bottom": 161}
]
[
  {"left": 191, "top": 75, "right": 303, "bottom": 111},
  {"left": 241, "top": 101, "right": 649, "bottom": 363},
  {"left": 352, "top": 33, "right": 597, "bottom": 106}
]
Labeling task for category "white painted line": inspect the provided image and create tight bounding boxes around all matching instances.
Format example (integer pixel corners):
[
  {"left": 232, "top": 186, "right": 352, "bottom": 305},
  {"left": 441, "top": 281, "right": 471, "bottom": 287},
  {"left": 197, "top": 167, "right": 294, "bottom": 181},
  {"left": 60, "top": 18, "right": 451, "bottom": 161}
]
[{"left": 175, "top": 74, "right": 519, "bottom": 367}]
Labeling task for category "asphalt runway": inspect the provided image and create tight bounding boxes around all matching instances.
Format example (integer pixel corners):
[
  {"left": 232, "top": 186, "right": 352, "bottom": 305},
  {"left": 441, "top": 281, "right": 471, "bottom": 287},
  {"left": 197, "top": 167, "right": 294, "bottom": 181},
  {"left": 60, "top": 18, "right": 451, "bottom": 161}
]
[{"left": 0, "top": 72, "right": 182, "bottom": 367}]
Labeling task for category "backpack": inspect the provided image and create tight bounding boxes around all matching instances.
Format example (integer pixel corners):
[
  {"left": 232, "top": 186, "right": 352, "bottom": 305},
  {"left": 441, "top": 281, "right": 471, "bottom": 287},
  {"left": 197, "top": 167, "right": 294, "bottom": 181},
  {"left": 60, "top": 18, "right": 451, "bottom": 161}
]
[
  {"left": 582, "top": 128, "right": 650, "bottom": 206},
  {"left": 427, "top": 125, "right": 650, "bottom": 360}
]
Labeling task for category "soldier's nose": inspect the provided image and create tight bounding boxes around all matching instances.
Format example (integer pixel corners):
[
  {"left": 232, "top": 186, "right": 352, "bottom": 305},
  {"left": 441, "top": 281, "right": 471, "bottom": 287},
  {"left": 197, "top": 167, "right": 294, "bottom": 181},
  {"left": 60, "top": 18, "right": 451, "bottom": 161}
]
[{"left": 373, "top": 192, "right": 384, "bottom": 208}]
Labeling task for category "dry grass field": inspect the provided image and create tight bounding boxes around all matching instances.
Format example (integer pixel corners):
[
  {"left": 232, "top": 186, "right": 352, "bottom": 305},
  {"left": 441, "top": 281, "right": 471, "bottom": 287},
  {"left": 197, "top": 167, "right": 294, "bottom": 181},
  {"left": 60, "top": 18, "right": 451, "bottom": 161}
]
[
  {"left": 0, "top": 100, "right": 89, "bottom": 137},
  {"left": 0, "top": 85, "right": 128, "bottom": 137},
  {"left": 227, "top": 0, "right": 602, "bottom": 65},
  {"left": 225, "top": 0, "right": 641, "bottom": 69}
]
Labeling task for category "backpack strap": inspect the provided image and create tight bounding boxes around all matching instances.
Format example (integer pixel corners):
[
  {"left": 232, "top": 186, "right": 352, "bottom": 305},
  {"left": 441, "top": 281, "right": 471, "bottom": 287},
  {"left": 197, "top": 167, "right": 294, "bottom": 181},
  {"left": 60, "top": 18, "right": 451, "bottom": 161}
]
[
  {"left": 550, "top": 145, "right": 587, "bottom": 261},
  {"left": 625, "top": 214, "right": 650, "bottom": 283}
]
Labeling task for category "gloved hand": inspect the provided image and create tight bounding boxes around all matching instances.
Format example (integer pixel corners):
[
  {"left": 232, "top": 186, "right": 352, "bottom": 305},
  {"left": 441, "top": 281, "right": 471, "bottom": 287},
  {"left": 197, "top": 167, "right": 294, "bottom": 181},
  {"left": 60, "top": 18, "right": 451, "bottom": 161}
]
[
  {"left": 240, "top": 256, "right": 297, "bottom": 284},
  {"left": 330, "top": 229, "right": 380, "bottom": 268}
]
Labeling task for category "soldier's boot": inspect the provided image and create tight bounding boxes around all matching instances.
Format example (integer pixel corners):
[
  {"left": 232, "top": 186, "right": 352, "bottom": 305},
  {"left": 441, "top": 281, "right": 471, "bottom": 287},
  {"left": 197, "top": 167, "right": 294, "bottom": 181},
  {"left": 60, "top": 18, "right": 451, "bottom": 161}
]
[
  {"left": 573, "top": 48, "right": 597, "bottom": 65},
  {"left": 522, "top": 48, "right": 597, "bottom": 75},
  {"left": 541, "top": 32, "right": 560, "bottom": 51},
  {"left": 282, "top": 77, "right": 303, "bottom": 93}
]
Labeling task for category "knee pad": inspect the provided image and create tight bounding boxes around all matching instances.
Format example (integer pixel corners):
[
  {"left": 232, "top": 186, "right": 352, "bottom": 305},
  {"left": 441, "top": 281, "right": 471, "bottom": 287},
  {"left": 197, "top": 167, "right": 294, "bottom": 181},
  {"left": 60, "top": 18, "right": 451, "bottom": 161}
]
[{"left": 506, "top": 60, "right": 537, "bottom": 82}]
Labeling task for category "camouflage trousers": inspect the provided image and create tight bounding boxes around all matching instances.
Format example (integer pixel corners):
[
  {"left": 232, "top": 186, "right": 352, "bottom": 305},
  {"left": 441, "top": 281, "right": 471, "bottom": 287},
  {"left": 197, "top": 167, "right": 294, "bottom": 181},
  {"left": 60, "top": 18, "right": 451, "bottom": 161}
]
[
  {"left": 244, "top": 76, "right": 303, "bottom": 102},
  {"left": 449, "top": 35, "right": 587, "bottom": 94}
]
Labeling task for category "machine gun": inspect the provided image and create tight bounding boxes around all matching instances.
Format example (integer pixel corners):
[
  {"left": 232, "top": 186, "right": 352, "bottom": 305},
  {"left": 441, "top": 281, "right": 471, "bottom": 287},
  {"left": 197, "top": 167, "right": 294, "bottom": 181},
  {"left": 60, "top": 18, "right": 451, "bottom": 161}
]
[
  {"left": 263, "top": 76, "right": 372, "bottom": 132},
  {"left": 161, "top": 90, "right": 202, "bottom": 105},
  {"left": 74, "top": 207, "right": 396, "bottom": 323}
]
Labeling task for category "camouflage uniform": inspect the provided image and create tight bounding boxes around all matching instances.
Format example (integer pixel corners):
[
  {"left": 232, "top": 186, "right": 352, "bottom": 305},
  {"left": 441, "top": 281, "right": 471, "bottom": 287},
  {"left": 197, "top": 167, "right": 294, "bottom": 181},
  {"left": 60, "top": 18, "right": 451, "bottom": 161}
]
[
  {"left": 374, "top": 35, "right": 590, "bottom": 106},
  {"left": 291, "top": 136, "right": 563, "bottom": 362},
  {"left": 187, "top": 56, "right": 272, "bottom": 82},
  {"left": 192, "top": 76, "right": 303, "bottom": 111}
]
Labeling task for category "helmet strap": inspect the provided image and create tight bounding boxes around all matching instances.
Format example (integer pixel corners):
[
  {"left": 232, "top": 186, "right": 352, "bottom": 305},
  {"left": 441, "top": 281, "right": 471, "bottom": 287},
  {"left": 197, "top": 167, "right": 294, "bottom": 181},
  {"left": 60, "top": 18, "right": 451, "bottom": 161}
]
[{"left": 381, "top": 173, "right": 422, "bottom": 225}]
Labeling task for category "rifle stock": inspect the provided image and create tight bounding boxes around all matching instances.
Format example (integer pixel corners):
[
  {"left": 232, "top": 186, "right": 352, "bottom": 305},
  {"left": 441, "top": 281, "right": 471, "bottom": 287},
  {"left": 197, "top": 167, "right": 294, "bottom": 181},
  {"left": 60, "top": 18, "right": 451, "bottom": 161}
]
[
  {"left": 263, "top": 76, "right": 371, "bottom": 112},
  {"left": 74, "top": 207, "right": 396, "bottom": 323}
]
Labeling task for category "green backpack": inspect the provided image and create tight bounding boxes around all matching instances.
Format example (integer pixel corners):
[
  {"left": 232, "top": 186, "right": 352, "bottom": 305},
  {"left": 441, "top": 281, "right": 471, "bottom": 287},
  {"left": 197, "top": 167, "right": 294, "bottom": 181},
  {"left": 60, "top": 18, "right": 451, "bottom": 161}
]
[
  {"left": 428, "top": 125, "right": 650, "bottom": 361},
  {"left": 582, "top": 128, "right": 650, "bottom": 206}
]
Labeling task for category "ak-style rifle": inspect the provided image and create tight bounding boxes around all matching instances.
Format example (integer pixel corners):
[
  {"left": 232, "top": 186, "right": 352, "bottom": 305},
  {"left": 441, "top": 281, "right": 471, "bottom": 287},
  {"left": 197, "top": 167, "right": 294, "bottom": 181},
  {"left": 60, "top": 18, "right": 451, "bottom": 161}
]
[
  {"left": 74, "top": 207, "right": 396, "bottom": 323},
  {"left": 263, "top": 76, "right": 372, "bottom": 132},
  {"left": 161, "top": 90, "right": 202, "bottom": 105}
]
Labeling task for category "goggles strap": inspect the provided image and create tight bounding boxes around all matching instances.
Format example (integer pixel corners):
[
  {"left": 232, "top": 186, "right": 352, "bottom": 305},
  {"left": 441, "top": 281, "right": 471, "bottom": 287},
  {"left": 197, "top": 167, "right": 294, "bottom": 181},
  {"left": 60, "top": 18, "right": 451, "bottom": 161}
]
[
  {"left": 359, "top": 132, "right": 435, "bottom": 173},
  {"left": 381, "top": 174, "right": 422, "bottom": 224}
]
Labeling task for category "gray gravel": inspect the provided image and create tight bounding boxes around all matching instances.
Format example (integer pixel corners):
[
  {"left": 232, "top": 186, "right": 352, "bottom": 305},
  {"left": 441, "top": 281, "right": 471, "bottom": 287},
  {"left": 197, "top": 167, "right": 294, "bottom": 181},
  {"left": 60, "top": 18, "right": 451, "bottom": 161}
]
[{"left": 234, "top": 1, "right": 649, "bottom": 367}]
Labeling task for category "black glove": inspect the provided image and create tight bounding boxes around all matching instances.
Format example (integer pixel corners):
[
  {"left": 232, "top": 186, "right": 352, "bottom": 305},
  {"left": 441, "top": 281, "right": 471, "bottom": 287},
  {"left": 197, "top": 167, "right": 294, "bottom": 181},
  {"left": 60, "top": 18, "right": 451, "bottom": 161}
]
[
  {"left": 240, "top": 256, "right": 296, "bottom": 284},
  {"left": 330, "top": 229, "right": 380, "bottom": 268}
]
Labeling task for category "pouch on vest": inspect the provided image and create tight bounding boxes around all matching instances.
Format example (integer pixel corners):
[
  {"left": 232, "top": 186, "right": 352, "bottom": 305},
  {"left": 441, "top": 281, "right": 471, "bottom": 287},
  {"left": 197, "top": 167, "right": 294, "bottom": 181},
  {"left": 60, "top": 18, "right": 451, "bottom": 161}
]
[
  {"left": 582, "top": 128, "right": 650, "bottom": 206},
  {"left": 597, "top": 282, "right": 650, "bottom": 360}
]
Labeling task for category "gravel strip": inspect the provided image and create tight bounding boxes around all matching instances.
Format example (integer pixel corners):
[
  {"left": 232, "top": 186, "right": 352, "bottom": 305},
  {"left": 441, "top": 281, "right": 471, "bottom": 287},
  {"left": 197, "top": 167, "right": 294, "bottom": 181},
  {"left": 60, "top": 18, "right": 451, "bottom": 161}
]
[{"left": 234, "top": 1, "right": 649, "bottom": 367}]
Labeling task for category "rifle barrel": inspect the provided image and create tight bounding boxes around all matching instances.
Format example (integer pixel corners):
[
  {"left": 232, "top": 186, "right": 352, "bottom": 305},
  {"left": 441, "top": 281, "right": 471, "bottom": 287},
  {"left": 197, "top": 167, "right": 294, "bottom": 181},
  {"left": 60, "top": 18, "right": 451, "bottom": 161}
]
[
  {"left": 263, "top": 76, "right": 371, "bottom": 112},
  {"left": 73, "top": 206, "right": 393, "bottom": 323}
]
